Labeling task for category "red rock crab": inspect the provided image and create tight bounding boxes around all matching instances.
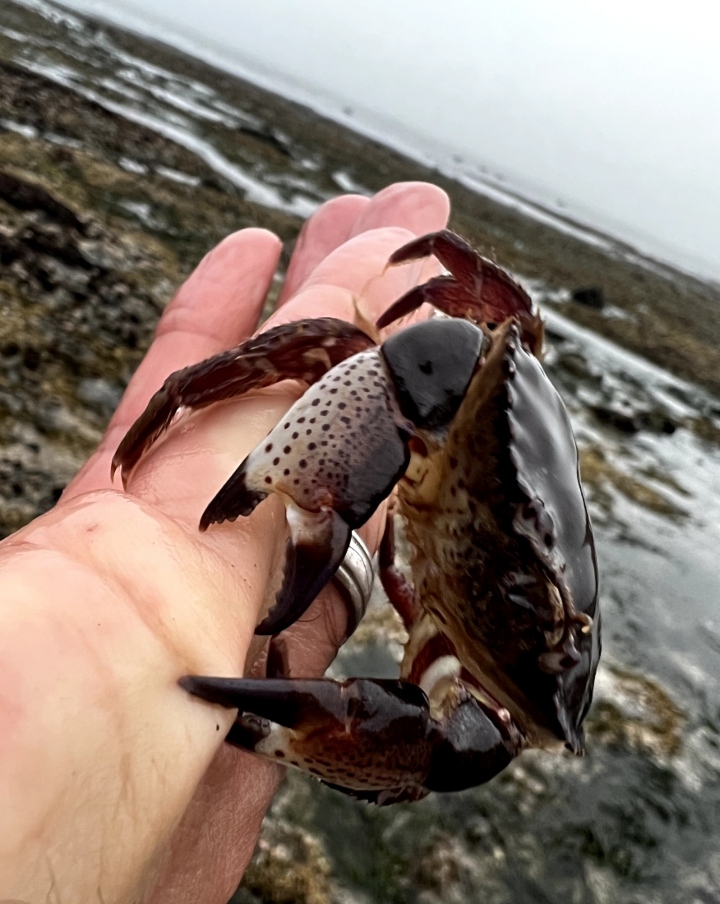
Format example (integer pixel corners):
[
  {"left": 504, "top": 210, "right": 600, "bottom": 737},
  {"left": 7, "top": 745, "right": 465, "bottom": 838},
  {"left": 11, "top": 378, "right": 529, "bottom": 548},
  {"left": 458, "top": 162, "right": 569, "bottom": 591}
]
[{"left": 113, "top": 230, "right": 600, "bottom": 805}]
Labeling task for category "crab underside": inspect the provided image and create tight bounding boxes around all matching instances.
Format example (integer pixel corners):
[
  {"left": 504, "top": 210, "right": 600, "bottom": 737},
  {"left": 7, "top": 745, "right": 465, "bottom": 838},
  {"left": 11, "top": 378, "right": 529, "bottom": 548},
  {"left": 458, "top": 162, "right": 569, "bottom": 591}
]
[{"left": 114, "top": 230, "right": 600, "bottom": 804}]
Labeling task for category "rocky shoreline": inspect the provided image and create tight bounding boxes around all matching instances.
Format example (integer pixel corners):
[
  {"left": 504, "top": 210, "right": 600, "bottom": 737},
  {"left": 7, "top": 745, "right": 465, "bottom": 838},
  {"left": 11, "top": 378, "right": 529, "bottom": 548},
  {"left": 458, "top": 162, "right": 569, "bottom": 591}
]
[
  {"left": 2, "top": 4, "right": 720, "bottom": 902},
  {"left": 2, "top": 24, "right": 719, "bottom": 533}
]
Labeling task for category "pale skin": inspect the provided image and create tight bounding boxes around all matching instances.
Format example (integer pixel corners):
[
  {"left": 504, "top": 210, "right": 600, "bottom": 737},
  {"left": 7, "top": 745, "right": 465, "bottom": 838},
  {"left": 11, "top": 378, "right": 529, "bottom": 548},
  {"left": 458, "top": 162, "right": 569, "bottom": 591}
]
[{"left": 0, "top": 182, "right": 450, "bottom": 904}]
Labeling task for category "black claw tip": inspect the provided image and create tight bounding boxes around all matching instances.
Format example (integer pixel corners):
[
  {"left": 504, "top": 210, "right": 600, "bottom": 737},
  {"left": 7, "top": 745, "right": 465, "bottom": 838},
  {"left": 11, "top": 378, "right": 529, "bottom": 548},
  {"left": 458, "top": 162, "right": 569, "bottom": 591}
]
[
  {"left": 178, "top": 675, "right": 197, "bottom": 693},
  {"left": 254, "top": 511, "right": 351, "bottom": 635},
  {"left": 178, "top": 675, "right": 243, "bottom": 710},
  {"left": 199, "top": 459, "right": 268, "bottom": 531}
]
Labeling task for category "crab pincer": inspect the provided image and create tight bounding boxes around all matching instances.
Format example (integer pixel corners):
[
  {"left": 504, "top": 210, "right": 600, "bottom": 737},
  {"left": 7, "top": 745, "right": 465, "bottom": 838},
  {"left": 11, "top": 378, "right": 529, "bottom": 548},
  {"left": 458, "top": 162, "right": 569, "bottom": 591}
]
[{"left": 180, "top": 665, "right": 520, "bottom": 805}]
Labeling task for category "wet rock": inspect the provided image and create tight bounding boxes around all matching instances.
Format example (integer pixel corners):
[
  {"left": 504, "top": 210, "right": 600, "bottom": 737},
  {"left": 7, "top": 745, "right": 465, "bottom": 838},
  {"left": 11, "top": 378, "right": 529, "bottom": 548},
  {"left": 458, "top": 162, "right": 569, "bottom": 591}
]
[
  {"left": 0, "top": 387, "right": 23, "bottom": 415},
  {"left": 572, "top": 286, "right": 605, "bottom": 309},
  {"left": 589, "top": 392, "right": 679, "bottom": 435},
  {"left": 0, "top": 168, "right": 193, "bottom": 534},
  {"left": 0, "top": 168, "right": 86, "bottom": 232},
  {"left": 590, "top": 399, "right": 644, "bottom": 433},
  {"left": 0, "top": 432, "right": 83, "bottom": 537},
  {"left": 17, "top": 220, "right": 90, "bottom": 270},
  {"left": 39, "top": 287, "right": 75, "bottom": 311},
  {"left": 35, "top": 397, "right": 102, "bottom": 443},
  {"left": 579, "top": 445, "right": 685, "bottom": 517},
  {"left": 78, "top": 238, "right": 134, "bottom": 271},
  {"left": 414, "top": 834, "right": 491, "bottom": 904},
  {"left": 150, "top": 277, "right": 175, "bottom": 310},
  {"left": 40, "top": 256, "right": 91, "bottom": 295},
  {"left": 555, "top": 348, "right": 597, "bottom": 382},
  {"left": 236, "top": 819, "right": 333, "bottom": 904},
  {"left": 588, "top": 665, "right": 684, "bottom": 759},
  {"left": 599, "top": 404, "right": 677, "bottom": 435},
  {"left": 238, "top": 124, "right": 293, "bottom": 159},
  {"left": 77, "top": 377, "right": 123, "bottom": 417},
  {"left": 685, "top": 415, "right": 720, "bottom": 447}
]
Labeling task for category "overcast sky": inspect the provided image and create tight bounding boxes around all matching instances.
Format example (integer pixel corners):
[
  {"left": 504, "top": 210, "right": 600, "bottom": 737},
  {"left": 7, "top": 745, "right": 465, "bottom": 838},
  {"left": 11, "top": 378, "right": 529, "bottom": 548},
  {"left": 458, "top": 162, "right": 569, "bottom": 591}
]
[{"left": 59, "top": 0, "right": 720, "bottom": 280}]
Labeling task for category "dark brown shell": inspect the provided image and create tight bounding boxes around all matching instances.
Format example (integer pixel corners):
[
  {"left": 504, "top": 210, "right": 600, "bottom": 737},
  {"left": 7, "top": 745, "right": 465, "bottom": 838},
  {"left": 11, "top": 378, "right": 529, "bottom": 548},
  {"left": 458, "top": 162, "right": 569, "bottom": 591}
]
[
  {"left": 399, "top": 320, "right": 599, "bottom": 751},
  {"left": 506, "top": 323, "right": 600, "bottom": 749}
]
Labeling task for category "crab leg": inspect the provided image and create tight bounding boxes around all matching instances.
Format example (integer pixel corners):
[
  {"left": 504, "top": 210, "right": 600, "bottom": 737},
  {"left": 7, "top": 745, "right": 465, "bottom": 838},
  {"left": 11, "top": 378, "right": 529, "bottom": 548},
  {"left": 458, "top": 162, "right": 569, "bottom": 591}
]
[
  {"left": 378, "top": 512, "right": 418, "bottom": 630},
  {"left": 181, "top": 673, "right": 519, "bottom": 805},
  {"left": 377, "top": 230, "right": 544, "bottom": 356},
  {"left": 112, "top": 318, "right": 375, "bottom": 485}
]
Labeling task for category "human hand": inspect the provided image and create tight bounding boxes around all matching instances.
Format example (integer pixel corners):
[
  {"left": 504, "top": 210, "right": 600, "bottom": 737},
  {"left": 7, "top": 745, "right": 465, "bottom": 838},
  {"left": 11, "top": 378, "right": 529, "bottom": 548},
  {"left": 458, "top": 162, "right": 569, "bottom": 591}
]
[{"left": 0, "top": 182, "right": 449, "bottom": 904}]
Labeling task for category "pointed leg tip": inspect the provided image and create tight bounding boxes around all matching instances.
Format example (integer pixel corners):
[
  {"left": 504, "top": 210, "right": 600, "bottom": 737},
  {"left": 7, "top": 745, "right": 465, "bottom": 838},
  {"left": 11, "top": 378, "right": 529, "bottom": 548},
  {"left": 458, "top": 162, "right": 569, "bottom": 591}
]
[
  {"left": 266, "top": 636, "right": 291, "bottom": 677},
  {"left": 254, "top": 618, "right": 278, "bottom": 636},
  {"left": 387, "top": 230, "right": 465, "bottom": 268},
  {"left": 387, "top": 230, "right": 446, "bottom": 265},
  {"left": 110, "top": 449, "right": 133, "bottom": 489},
  {"left": 178, "top": 674, "right": 226, "bottom": 698},
  {"left": 254, "top": 511, "right": 351, "bottom": 636},
  {"left": 387, "top": 240, "right": 426, "bottom": 267}
]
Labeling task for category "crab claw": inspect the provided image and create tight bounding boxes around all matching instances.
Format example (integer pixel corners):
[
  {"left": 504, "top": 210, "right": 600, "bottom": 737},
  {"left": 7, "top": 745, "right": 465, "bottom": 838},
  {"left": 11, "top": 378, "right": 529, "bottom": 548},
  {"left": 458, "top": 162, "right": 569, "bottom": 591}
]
[
  {"left": 256, "top": 505, "right": 351, "bottom": 634},
  {"left": 199, "top": 448, "right": 353, "bottom": 635},
  {"left": 378, "top": 230, "right": 544, "bottom": 356},
  {"left": 197, "top": 344, "right": 412, "bottom": 636},
  {"left": 180, "top": 670, "right": 520, "bottom": 805}
]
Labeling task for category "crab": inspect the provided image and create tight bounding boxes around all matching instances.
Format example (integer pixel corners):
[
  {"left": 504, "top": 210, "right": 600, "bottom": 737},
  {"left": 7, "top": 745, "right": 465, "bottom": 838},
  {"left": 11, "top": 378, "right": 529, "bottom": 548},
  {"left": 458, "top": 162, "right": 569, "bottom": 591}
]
[{"left": 113, "top": 230, "right": 600, "bottom": 805}]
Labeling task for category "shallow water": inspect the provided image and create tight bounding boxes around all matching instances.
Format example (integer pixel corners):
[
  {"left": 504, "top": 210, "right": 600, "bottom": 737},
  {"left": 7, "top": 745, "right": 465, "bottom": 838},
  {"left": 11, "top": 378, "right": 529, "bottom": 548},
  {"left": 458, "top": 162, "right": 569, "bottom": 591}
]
[
  {"left": 1, "top": 4, "right": 720, "bottom": 901},
  {"left": 27, "top": 0, "right": 720, "bottom": 283},
  {"left": 1, "top": 0, "right": 330, "bottom": 215}
]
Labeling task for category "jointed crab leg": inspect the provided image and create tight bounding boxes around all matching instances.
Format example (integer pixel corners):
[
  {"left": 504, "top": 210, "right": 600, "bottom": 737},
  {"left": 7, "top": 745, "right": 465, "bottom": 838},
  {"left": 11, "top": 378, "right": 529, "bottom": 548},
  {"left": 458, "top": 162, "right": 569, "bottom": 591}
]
[
  {"left": 377, "top": 230, "right": 544, "bottom": 356},
  {"left": 181, "top": 673, "right": 519, "bottom": 805},
  {"left": 112, "top": 318, "right": 375, "bottom": 485},
  {"left": 378, "top": 512, "right": 418, "bottom": 631}
]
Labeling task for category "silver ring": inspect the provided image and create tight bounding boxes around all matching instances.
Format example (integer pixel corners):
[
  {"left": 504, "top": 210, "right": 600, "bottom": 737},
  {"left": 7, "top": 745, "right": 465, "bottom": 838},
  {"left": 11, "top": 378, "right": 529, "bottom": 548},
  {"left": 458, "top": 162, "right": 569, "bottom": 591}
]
[{"left": 333, "top": 531, "right": 374, "bottom": 637}]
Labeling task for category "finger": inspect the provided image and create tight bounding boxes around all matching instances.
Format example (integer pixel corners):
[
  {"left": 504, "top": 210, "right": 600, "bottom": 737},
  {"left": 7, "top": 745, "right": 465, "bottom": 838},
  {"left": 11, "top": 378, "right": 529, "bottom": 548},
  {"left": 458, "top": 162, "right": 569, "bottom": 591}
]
[
  {"left": 118, "top": 228, "right": 282, "bottom": 429},
  {"left": 348, "top": 181, "right": 450, "bottom": 238},
  {"left": 266, "top": 226, "right": 442, "bottom": 329},
  {"left": 65, "top": 229, "right": 282, "bottom": 499},
  {"left": 145, "top": 744, "right": 281, "bottom": 904},
  {"left": 278, "top": 183, "right": 449, "bottom": 311},
  {"left": 277, "top": 194, "right": 369, "bottom": 305},
  {"left": 146, "top": 582, "right": 348, "bottom": 904}
]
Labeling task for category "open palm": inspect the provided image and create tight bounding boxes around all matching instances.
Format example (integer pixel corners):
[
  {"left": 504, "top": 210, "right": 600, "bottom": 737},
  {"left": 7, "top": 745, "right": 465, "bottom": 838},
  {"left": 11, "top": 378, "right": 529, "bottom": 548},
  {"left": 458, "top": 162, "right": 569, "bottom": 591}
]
[{"left": 0, "top": 183, "right": 449, "bottom": 903}]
